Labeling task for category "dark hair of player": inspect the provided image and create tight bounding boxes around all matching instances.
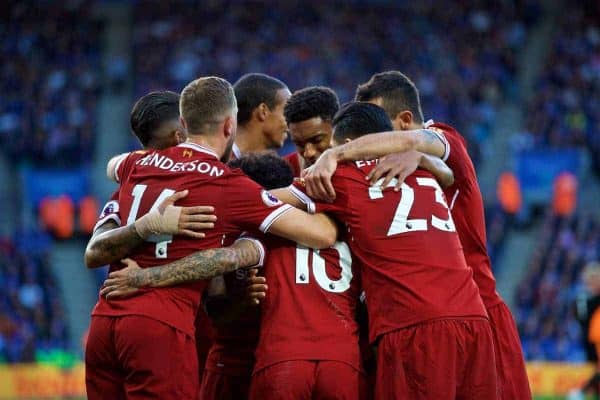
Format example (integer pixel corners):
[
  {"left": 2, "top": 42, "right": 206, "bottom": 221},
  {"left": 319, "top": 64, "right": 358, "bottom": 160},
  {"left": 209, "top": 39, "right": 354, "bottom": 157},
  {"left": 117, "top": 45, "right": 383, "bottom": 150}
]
[
  {"left": 283, "top": 86, "right": 340, "bottom": 124},
  {"left": 180, "top": 76, "right": 236, "bottom": 135},
  {"left": 130, "top": 91, "right": 180, "bottom": 147},
  {"left": 355, "top": 71, "right": 424, "bottom": 123},
  {"left": 332, "top": 102, "right": 394, "bottom": 142},
  {"left": 233, "top": 73, "right": 288, "bottom": 125},
  {"left": 228, "top": 152, "right": 293, "bottom": 190}
]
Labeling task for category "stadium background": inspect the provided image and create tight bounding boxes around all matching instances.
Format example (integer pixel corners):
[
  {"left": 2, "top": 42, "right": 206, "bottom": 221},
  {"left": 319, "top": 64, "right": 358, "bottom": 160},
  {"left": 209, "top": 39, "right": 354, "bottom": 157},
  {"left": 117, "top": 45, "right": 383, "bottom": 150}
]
[{"left": 0, "top": 0, "right": 599, "bottom": 398}]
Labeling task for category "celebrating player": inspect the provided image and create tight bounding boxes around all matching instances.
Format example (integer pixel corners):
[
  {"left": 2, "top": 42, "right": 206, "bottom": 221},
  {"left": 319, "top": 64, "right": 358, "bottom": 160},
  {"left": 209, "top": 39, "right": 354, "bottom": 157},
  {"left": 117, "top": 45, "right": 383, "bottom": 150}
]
[
  {"left": 85, "top": 76, "right": 339, "bottom": 399},
  {"left": 304, "top": 71, "right": 530, "bottom": 399},
  {"left": 295, "top": 101, "right": 497, "bottom": 399}
]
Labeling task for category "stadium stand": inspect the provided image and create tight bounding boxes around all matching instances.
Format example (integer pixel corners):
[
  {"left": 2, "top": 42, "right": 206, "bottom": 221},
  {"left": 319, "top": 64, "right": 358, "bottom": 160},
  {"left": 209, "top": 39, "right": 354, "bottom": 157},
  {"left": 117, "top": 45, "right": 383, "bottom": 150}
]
[
  {"left": 0, "top": 233, "right": 69, "bottom": 363},
  {"left": 0, "top": 1, "right": 102, "bottom": 167},
  {"left": 516, "top": 210, "right": 600, "bottom": 361}
]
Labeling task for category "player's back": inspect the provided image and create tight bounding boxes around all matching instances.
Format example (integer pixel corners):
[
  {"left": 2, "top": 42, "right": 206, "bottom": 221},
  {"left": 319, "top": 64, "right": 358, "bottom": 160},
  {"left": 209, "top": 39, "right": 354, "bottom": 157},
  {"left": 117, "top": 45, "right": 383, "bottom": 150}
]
[
  {"left": 254, "top": 233, "right": 362, "bottom": 373},
  {"left": 430, "top": 121, "right": 502, "bottom": 309},
  {"left": 303, "top": 161, "right": 487, "bottom": 342},
  {"left": 94, "top": 142, "right": 292, "bottom": 336}
]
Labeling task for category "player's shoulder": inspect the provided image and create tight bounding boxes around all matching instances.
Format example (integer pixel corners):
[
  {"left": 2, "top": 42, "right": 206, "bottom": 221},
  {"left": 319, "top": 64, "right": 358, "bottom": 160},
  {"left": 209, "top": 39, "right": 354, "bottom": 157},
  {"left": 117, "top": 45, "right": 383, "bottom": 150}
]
[{"left": 428, "top": 121, "right": 464, "bottom": 143}]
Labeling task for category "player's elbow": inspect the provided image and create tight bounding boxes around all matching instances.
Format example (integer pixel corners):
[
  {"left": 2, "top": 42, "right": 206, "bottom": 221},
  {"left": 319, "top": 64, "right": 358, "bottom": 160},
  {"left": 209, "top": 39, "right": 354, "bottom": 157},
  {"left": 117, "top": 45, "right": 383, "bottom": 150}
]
[
  {"left": 312, "top": 224, "right": 338, "bottom": 249},
  {"left": 84, "top": 244, "right": 103, "bottom": 269}
]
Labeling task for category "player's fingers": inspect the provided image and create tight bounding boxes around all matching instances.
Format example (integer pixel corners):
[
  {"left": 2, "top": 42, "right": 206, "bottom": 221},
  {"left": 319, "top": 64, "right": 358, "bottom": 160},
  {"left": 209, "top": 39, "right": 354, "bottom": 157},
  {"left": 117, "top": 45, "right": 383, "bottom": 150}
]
[
  {"left": 396, "top": 170, "right": 411, "bottom": 189},
  {"left": 247, "top": 276, "right": 266, "bottom": 285},
  {"left": 163, "top": 190, "right": 189, "bottom": 205},
  {"left": 181, "top": 206, "right": 215, "bottom": 215},
  {"left": 247, "top": 283, "right": 268, "bottom": 293},
  {"left": 368, "top": 166, "right": 388, "bottom": 185},
  {"left": 321, "top": 175, "right": 336, "bottom": 201},
  {"left": 181, "top": 214, "right": 217, "bottom": 223},
  {"left": 180, "top": 222, "right": 215, "bottom": 231},
  {"left": 120, "top": 258, "right": 135, "bottom": 266},
  {"left": 381, "top": 167, "right": 402, "bottom": 188},
  {"left": 178, "top": 229, "right": 206, "bottom": 239}
]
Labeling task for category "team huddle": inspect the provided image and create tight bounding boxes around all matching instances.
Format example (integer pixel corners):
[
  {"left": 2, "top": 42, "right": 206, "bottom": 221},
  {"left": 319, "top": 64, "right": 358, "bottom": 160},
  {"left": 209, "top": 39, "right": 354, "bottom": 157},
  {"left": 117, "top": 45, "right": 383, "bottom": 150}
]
[{"left": 83, "top": 71, "right": 531, "bottom": 399}]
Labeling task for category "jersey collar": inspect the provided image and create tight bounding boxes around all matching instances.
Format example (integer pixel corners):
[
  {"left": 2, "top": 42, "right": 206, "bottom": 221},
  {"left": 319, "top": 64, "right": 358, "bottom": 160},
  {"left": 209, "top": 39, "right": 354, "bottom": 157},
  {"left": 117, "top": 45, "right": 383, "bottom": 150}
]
[
  {"left": 178, "top": 142, "right": 219, "bottom": 159},
  {"left": 232, "top": 142, "right": 242, "bottom": 159}
]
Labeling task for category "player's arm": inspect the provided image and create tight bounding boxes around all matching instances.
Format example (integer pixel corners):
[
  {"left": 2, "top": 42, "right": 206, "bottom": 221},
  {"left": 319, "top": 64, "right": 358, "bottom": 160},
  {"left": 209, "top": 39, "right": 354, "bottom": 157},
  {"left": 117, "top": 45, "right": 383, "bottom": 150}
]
[
  {"left": 365, "top": 151, "right": 454, "bottom": 191},
  {"left": 304, "top": 129, "right": 447, "bottom": 200},
  {"left": 264, "top": 208, "right": 337, "bottom": 249},
  {"left": 84, "top": 190, "right": 216, "bottom": 268},
  {"left": 106, "top": 153, "right": 129, "bottom": 182},
  {"left": 100, "top": 238, "right": 264, "bottom": 299}
]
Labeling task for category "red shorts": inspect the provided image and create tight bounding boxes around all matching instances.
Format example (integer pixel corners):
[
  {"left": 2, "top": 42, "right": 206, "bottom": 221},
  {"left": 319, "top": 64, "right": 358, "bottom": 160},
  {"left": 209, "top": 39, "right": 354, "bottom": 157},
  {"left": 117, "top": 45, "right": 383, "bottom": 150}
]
[
  {"left": 85, "top": 315, "right": 198, "bottom": 400},
  {"left": 376, "top": 318, "right": 497, "bottom": 400},
  {"left": 199, "top": 369, "right": 251, "bottom": 400},
  {"left": 250, "top": 360, "right": 366, "bottom": 400},
  {"left": 487, "top": 302, "right": 531, "bottom": 400}
]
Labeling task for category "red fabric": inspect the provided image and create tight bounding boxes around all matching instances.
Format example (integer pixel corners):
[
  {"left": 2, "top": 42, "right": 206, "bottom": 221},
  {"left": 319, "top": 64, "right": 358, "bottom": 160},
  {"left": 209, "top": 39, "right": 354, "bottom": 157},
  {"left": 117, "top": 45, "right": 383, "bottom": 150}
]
[
  {"left": 250, "top": 360, "right": 366, "bottom": 400},
  {"left": 487, "top": 302, "right": 532, "bottom": 400},
  {"left": 375, "top": 318, "right": 497, "bottom": 400},
  {"left": 254, "top": 233, "right": 362, "bottom": 373},
  {"left": 195, "top": 309, "right": 214, "bottom": 382},
  {"left": 293, "top": 166, "right": 487, "bottom": 343},
  {"left": 92, "top": 143, "right": 291, "bottom": 337},
  {"left": 284, "top": 152, "right": 303, "bottom": 178},
  {"left": 199, "top": 369, "right": 252, "bottom": 400},
  {"left": 433, "top": 122, "right": 504, "bottom": 309},
  {"left": 85, "top": 315, "right": 198, "bottom": 400}
]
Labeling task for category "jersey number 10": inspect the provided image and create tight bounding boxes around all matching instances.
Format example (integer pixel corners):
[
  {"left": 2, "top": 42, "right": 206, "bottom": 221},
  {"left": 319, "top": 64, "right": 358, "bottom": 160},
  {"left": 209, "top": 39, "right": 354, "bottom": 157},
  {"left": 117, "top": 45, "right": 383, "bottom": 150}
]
[{"left": 295, "top": 242, "right": 353, "bottom": 293}]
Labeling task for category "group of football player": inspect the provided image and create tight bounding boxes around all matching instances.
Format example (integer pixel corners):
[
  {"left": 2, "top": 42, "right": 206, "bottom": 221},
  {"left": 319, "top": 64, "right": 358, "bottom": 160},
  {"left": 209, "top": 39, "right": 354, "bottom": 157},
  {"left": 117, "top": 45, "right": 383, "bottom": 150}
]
[{"left": 83, "top": 71, "right": 532, "bottom": 399}]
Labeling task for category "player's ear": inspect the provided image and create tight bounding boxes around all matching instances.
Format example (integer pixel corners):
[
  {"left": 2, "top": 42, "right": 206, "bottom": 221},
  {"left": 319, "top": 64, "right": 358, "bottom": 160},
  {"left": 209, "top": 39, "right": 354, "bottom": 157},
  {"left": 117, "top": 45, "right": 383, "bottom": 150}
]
[
  {"left": 223, "top": 116, "right": 235, "bottom": 138},
  {"left": 344, "top": 138, "right": 353, "bottom": 144},
  {"left": 174, "top": 129, "right": 187, "bottom": 144},
  {"left": 395, "top": 111, "right": 413, "bottom": 130},
  {"left": 256, "top": 103, "right": 268, "bottom": 122},
  {"left": 180, "top": 116, "right": 188, "bottom": 131}
]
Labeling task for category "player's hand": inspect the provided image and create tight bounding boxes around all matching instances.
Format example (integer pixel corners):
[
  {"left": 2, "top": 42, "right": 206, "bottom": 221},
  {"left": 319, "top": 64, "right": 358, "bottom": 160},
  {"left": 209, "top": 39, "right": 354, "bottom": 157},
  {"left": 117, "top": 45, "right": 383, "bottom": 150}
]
[
  {"left": 135, "top": 190, "right": 217, "bottom": 239},
  {"left": 302, "top": 149, "right": 338, "bottom": 202},
  {"left": 100, "top": 258, "right": 144, "bottom": 300},
  {"left": 367, "top": 151, "right": 422, "bottom": 191},
  {"left": 245, "top": 268, "right": 267, "bottom": 306},
  {"left": 159, "top": 190, "right": 217, "bottom": 239}
]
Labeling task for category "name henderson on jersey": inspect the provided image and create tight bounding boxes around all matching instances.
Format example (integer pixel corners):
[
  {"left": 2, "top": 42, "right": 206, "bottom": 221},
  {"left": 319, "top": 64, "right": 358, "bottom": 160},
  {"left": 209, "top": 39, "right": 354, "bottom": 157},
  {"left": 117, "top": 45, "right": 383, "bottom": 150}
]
[{"left": 135, "top": 151, "right": 225, "bottom": 177}]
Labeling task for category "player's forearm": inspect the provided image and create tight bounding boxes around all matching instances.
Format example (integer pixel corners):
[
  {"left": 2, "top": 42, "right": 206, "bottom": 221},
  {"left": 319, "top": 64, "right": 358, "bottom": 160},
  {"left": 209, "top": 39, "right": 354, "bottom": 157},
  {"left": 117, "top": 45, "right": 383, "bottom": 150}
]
[
  {"left": 85, "top": 224, "right": 144, "bottom": 268},
  {"left": 332, "top": 129, "right": 444, "bottom": 162},
  {"left": 419, "top": 154, "right": 454, "bottom": 188},
  {"left": 131, "top": 243, "right": 261, "bottom": 288}
]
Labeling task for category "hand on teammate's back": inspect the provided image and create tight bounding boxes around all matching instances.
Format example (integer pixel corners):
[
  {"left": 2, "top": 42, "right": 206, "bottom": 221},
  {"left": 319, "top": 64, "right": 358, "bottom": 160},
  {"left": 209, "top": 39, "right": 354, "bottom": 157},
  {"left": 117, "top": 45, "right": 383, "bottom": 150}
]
[
  {"left": 245, "top": 268, "right": 267, "bottom": 306},
  {"left": 301, "top": 149, "right": 338, "bottom": 202},
  {"left": 367, "top": 151, "right": 421, "bottom": 191},
  {"left": 134, "top": 190, "right": 217, "bottom": 239},
  {"left": 100, "top": 258, "right": 143, "bottom": 300}
]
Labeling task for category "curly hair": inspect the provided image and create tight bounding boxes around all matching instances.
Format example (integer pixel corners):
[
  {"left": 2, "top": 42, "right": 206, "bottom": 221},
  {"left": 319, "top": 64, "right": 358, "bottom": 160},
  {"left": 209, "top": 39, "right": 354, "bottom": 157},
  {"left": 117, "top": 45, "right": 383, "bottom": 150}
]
[{"left": 284, "top": 86, "right": 339, "bottom": 124}]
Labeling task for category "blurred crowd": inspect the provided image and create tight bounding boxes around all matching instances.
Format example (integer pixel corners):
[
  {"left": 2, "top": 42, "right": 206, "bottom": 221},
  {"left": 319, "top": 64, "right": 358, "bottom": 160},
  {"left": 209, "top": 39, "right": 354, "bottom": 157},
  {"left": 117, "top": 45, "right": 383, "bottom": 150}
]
[
  {"left": 520, "top": 1, "right": 600, "bottom": 175},
  {"left": 515, "top": 211, "right": 600, "bottom": 361},
  {"left": 133, "top": 0, "right": 540, "bottom": 166},
  {"left": 0, "top": 234, "right": 69, "bottom": 363},
  {"left": 0, "top": 1, "right": 102, "bottom": 167}
]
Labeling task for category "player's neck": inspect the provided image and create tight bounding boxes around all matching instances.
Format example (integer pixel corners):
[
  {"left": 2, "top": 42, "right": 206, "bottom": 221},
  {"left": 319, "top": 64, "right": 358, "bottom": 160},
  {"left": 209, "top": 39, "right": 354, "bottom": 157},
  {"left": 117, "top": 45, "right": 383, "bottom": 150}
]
[
  {"left": 185, "top": 135, "right": 224, "bottom": 158},
  {"left": 235, "top": 124, "right": 269, "bottom": 153}
]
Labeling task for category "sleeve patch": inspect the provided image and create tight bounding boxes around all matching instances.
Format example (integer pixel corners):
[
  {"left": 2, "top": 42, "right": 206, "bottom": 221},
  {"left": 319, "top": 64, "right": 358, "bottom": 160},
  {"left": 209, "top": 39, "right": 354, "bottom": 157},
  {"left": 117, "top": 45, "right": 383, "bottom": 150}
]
[
  {"left": 99, "top": 200, "right": 119, "bottom": 219},
  {"left": 261, "top": 190, "right": 283, "bottom": 207}
]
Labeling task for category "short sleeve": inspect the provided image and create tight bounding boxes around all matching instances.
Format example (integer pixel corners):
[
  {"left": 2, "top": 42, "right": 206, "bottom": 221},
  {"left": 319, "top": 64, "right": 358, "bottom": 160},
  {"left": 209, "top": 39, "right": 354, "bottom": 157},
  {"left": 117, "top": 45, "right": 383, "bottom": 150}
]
[
  {"left": 115, "top": 151, "right": 148, "bottom": 183},
  {"left": 225, "top": 173, "right": 294, "bottom": 233},
  {"left": 288, "top": 168, "right": 351, "bottom": 218},
  {"left": 93, "top": 191, "right": 121, "bottom": 233},
  {"left": 441, "top": 131, "right": 471, "bottom": 185},
  {"left": 425, "top": 126, "right": 450, "bottom": 162}
]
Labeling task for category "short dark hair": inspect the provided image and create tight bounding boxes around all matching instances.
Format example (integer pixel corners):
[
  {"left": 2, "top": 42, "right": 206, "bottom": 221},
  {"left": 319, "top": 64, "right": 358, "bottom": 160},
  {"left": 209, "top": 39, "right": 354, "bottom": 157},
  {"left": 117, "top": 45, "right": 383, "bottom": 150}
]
[
  {"left": 233, "top": 73, "right": 288, "bottom": 125},
  {"left": 355, "top": 71, "right": 424, "bottom": 123},
  {"left": 332, "top": 102, "right": 393, "bottom": 141},
  {"left": 284, "top": 86, "right": 340, "bottom": 124},
  {"left": 180, "top": 76, "right": 236, "bottom": 135},
  {"left": 130, "top": 91, "right": 180, "bottom": 146},
  {"left": 228, "top": 152, "right": 293, "bottom": 190}
]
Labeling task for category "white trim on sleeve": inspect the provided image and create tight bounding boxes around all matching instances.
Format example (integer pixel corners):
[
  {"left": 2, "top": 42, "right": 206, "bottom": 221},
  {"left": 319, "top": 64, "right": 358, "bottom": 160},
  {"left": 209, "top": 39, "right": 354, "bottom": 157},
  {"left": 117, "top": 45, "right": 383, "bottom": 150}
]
[
  {"left": 93, "top": 214, "right": 122, "bottom": 234},
  {"left": 288, "top": 185, "right": 316, "bottom": 214},
  {"left": 235, "top": 236, "right": 266, "bottom": 268},
  {"left": 426, "top": 128, "right": 450, "bottom": 162},
  {"left": 113, "top": 154, "right": 128, "bottom": 183},
  {"left": 259, "top": 204, "right": 294, "bottom": 233}
]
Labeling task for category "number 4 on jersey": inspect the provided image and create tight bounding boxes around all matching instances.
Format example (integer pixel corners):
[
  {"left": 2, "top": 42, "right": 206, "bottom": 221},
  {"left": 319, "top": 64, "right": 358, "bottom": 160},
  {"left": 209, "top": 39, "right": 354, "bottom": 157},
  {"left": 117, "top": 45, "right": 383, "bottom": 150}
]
[
  {"left": 126, "top": 184, "right": 176, "bottom": 259},
  {"left": 369, "top": 177, "right": 456, "bottom": 236}
]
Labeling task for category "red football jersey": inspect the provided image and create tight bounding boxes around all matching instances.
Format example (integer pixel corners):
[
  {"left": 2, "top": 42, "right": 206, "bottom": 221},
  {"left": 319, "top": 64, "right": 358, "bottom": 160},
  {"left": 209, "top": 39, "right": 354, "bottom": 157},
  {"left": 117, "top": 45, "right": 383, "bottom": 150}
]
[
  {"left": 292, "top": 164, "right": 487, "bottom": 342},
  {"left": 284, "top": 152, "right": 303, "bottom": 178},
  {"left": 253, "top": 233, "right": 362, "bottom": 373},
  {"left": 94, "top": 191, "right": 120, "bottom": 232},
  {"left": 92, "top": 142, "right": 293, "bottom": 337},
  {"left": 428, "top": 121, "right": 502, "bottom": 309}
]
